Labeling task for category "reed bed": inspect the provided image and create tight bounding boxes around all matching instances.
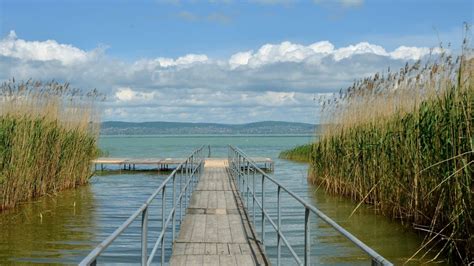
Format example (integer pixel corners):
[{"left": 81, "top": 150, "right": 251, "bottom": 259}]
[
  {"left": 309, "top": 35, "right": 473, "bottom": 263},
  {"left": 0, "top": 79, "right": 102, "bottom": 210},
  {"left": 279, "top": 144, "right": 313, "bottom": 162}
]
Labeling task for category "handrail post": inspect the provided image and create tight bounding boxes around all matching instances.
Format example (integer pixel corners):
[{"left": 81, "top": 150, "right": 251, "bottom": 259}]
[
  {"left": 237, "top": 155, "right": 241, "bottom": 192},
  {"left": 141, "top": 207, "right": 148, "bottom": 266},
  {"left": 277, "top": 186, "right": 281, "bottom": 266},
  {"left": 161, "top": 186, "right": 166, "bottom": 265},
  {"left": 253, "top": 168, "right": 256, "bottom": 222},
  {"left": 241, "top": 160, "right": 244, "bottom": 196},
  {"left": 185, "top": 161, "right": 189, "bottom": 209},
  {"left": 261, "top": 174, "right": 265, "bottom": 245},
  {"left": 172, "top": 173, "right": 176, "bottom": 242},
  {"left": 304, "top": 207, "right": 310, "bottom": 266},
  {"left": 246, "top": 167, "right": 250, "bottom": 210},
  {"left": 191, "top": 156, "right": 194, "bottom": 191},
  {"left": 179, "top": 167, "right": 183, "bottom": 223}
]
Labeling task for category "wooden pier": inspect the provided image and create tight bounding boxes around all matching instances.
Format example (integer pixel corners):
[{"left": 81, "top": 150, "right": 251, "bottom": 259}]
[
  {"left": 81, "top": 145, "right": 392, "bottom": 266},
  {"left": 169, "top": 159, "right": 269, "bottom": 266},
  {"left": 92, "top": 157, "right": 274, "bottom": 171}
]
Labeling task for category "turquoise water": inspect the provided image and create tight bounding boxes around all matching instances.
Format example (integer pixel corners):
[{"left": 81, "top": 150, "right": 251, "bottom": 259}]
[{"left": 0, "top": 135, "right": 445, "bottom": 265}]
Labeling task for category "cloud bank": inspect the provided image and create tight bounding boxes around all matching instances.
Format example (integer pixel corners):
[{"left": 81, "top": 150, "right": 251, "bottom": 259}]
[{"left": 0, "top": 31, "right": 441, "bottom": 123}]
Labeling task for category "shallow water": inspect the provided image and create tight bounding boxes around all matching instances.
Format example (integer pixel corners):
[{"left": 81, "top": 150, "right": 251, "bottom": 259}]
[{"left": 0, "top": 135, "right": 446, "bottom": 265}]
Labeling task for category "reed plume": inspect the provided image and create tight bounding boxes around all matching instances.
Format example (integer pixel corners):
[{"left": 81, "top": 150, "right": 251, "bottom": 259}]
[{"left": 310, "top": 26, "right": 473, "bottom": 263}]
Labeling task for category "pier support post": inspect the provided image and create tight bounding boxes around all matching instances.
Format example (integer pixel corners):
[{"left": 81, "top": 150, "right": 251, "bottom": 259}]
[{"left": 304, "top": 207, "right": 310, "bottom": 266}]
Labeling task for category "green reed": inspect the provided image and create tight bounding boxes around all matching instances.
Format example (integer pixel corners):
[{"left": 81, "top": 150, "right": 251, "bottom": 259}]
[
  {"left": 309, "top": 33, "right": 472, "bottom": 263},
  {"left": 279, "top": 144, "right": 313, "bottom": 162},
  {"left": 0, "top": 79, "right": 102, "bottom": 210}
]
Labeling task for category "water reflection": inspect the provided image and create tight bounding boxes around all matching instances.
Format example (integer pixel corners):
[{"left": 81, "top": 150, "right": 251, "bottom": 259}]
[
  {"left": 305, "top": 185, "right": 448, "bottom": 265},
  {"left": 0, "top": 185, "right": 95, "bottom": 264}
]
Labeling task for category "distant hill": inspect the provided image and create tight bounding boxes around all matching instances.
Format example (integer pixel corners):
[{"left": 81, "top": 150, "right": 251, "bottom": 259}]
[{"left": 100, "top": 121, "right": 318, "bottom": 135}]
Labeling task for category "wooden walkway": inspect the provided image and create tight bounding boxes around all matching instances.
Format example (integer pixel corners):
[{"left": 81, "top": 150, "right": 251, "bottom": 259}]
[
  {"left": 170, "top": 159, "right": 269, "bottom": 266},
  {"left": 92, "top": 157, "right": 274, "bottom": 171}
]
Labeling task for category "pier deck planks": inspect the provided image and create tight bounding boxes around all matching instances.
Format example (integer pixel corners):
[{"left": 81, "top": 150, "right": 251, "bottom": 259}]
[{"left": 170, "top": 159, "right": 268, "bottom": 266}]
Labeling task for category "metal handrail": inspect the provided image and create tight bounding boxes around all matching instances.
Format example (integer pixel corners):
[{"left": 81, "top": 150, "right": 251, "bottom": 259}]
[
  {"left": 228, "top": 145, "right": 393, "bottom": 266},
  {"left": 79, "top": 145, "right": 210, "bottom": 266}
]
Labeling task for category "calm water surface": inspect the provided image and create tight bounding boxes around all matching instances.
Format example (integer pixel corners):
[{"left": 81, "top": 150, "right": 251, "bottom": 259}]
[{"left": 0, "top": 135, "right": 446, "bottom": 265}]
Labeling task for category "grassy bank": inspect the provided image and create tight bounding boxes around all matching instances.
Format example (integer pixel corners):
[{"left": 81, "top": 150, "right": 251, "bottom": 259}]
[
  {"left": 279, "top": 144, "right": 313, "bottom": 162},
  {"left": 307, "top": 39, "right": 472, "bottom": 263},
  {"left": 0, "top": 80, "right": 101, "bottom": 210}
]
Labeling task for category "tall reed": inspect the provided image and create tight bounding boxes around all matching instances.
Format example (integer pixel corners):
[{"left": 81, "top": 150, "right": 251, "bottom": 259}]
[
  {"left": 310, "top": 32, "right": 473, "bottom": 263},
  {"left": 0, "top": 79, "right": 102, "bottom": 210},
  {"left": 279, "top": 144, "right": 313, "bottom": 162}
]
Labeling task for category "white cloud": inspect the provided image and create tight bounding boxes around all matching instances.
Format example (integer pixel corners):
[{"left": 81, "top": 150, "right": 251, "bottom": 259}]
[
  {"left": 229, "top": 50, "right": 253, "bottom": 69},
  {"left": 333, "top": 42, "right": 388, "bottom": 60},
  {"left": 115, "top": 87, "right": 156, "bottom": 102},
  {"left": 389, "top": 46, "right": 443, "bottom": 60},
  {"left": 156, "top": 54, "right": 209, "bottom": 67},
  {"left": 0, "top": 31, "right": 444, "bottom": 123},
  {"left": 255, "top": 91, "right": 299, "bottom": 106},
  {"left": 227, "top": 40, "right": 439, "bottom": 67},
  {"left": 0, "top": 30, "right": 99, "bottom": 65}
]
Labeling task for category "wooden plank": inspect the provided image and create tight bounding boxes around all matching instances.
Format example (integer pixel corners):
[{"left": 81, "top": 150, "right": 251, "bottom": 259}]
[
  {"left": 229, "top": 215, "right": 246, "bottom": 243},
  {"left": 216, "top": 243, "right": 229, "bottom": 255},
  {"left": 228, "top": 243, "right": 241, "bottom": 255},
  {"left": 173, "top": 243, "right": 186, "bottom": 255},
  {"left": 222, "top": 175, "right": 231, "bottom": 191},
  {"left": 217, "top": 215, "right": 232, "bottom": 243},
  {"left": 188, "top": 192, "right": 200, "bottom": 209},
  {"left": 196, "top": 180, "right": 205, "bottom": 191},
  {"left": 177, "top": 215, "right": 194, "bottom": 242},
  {"left": 219, "top": 255, "right": 236, "bottom": 266},
  {"left": 239, "top": 244, "right": 251, "bottom": 255},
  {"left": 169, "top": 255, "right": 187, "bottom": 266},
  {"left": 217, "top": 191, "right": 227, "bottom": 209},
  {"left": 171, "top": 159, "right": 269, "bottom": 265},
  {"left": 208, "top": 191, "right": 217, "bottom": 209},
  {"left": 190, "top": 214, "right": 206, "bottom": 242},
  {"left": 197, "top": 191, "right": 209, "bottom": 209},
  {"left": 185, "top": 255, "right": 203, "bottom": 266},
  {"left": 225, "top": 191, "right": 237, "bottom": 209},
  {"left": 185, "top": 243, "right": 195, "bottom": 255},
  {"left": 235, "top": 254, "right": 255, "bottom": 266},
  {"left": 202, "top": 255, "right": 220, "bottom": 266},
  {"left": 205, "top": 243, "right": 217, "bottom": 255},
  {"left": 205, "top": 215, "right": 218, "bottom": 243},
  {"left": 193, "top": 243, "right": 206, "bottom": 255}
]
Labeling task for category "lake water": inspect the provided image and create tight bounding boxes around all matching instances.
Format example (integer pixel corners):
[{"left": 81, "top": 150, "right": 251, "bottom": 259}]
[{"left": 0, "top": 135, "right": 446, "bottom": 265}]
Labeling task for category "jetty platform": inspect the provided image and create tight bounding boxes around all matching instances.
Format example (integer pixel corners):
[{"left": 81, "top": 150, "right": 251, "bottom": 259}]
[
  {"left": 80, "top": 145, "right": 392, "bottom": 266},
  {"left": 92, "top": 157, "right": 274, "bottom": 171},
  {"left": 169, "top": 159, "right": 268, "bottom": 265}
]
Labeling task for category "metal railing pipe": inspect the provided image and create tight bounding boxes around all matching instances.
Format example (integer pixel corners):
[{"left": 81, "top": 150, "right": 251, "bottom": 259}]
[
  {"left": 80, "top": 145, "right": 207, "bottom": 266},
  {"left": 141, "top": 207, "right": 148, "bottom": 265},
  {"left": 227, "top": 145, "right": 393, "bottom": 266}
]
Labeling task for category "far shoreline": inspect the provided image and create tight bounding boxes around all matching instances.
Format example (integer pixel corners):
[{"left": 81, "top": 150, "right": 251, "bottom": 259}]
[{"left": 99, "top": 134, "right": 318, "bottom": 138}]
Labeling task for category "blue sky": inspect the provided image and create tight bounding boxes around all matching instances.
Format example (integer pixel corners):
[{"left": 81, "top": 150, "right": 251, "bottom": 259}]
[{"left": 0, "top": 0, "right": 472, "bottom": 123}]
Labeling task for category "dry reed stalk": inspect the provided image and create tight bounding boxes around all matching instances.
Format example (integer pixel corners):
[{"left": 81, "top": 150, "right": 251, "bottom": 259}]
[
  {"left": 309, "top": 27, "right": 473, "bottom": 263},
  {"left": 0, "top": 79, "right": 103, "bottom": 210}
]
